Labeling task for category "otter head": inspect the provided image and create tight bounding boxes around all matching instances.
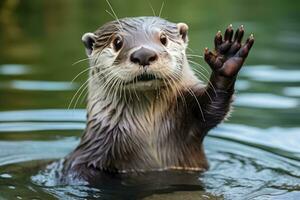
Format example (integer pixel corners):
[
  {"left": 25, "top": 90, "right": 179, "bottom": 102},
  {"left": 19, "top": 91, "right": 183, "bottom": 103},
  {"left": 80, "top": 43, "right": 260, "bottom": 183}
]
[{"left": 82, "top": 17, "right": 190, "bottom": 97}]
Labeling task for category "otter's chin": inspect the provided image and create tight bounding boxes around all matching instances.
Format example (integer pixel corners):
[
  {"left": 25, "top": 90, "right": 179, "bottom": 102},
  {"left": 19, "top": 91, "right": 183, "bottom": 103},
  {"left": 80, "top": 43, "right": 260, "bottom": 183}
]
[{"left": 125, "top": 79, "right": 164, "bottom": 91}]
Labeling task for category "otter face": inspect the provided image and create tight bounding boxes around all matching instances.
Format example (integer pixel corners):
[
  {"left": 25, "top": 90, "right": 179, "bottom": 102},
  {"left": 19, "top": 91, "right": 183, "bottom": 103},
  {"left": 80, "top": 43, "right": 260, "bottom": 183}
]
[{"left": 82, "top": 17, "right": 189, "bottom": 93}]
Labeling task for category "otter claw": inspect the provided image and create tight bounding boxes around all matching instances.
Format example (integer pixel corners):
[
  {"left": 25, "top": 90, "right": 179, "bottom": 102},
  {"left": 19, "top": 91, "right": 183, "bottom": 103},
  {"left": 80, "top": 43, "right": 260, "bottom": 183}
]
[
  {"left": 234, "top": 25, "right": 244, "bottom": 43},
  {"left": 214, "top": 31, "right": 222, "bottom": 48},
  {"left": 204, "top": 25, "right": 254, "bottom": 77},
  {"left": 224, "top": 24, "right": 233, "bottom": 42},
  {"left": 237, "top": 34, "right": 254, "bottom": 58}
]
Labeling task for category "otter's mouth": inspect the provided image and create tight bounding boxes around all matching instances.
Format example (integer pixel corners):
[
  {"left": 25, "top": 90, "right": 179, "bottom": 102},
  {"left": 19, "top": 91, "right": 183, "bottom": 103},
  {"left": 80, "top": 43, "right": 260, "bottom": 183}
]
[
  {"left": 126, "top": 73, "right": 162, "bottom": 85},
  {"left": 136, "top": 74, "right": 157, "bottom": 82}
]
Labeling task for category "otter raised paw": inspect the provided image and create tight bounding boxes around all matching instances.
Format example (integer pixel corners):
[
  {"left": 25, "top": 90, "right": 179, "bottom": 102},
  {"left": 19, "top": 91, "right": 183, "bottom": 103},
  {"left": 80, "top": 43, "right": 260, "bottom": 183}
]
[{"left": 204, "top": 25, "right": 254, "bottom": 89}]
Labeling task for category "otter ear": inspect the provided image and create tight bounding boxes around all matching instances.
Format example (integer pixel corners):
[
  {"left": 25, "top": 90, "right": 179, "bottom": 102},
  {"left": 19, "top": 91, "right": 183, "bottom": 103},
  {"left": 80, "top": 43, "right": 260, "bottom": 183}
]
[
  {"left": 177, "top": 23, "right": 189, "bottom": 43},
  {"left": 82, "top": 32, "right": 96, "bottom": 56}
]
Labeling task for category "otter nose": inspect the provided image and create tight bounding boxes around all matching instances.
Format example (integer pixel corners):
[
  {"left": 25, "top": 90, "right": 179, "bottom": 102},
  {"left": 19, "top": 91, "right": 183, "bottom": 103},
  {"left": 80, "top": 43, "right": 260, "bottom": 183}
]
[{"left": 130, "top": 47, "right": 158, "bottom": 67}]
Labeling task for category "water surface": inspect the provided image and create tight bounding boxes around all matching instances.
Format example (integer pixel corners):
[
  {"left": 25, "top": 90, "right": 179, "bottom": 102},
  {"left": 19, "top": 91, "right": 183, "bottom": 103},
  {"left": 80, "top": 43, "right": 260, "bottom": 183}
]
[{"left": 0, "top": 0, "right": 300, "bottom": 199}]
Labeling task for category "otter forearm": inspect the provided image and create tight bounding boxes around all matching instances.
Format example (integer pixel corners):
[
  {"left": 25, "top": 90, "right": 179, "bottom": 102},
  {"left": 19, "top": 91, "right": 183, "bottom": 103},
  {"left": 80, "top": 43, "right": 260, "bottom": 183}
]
[{"left": 197, "top": 73, "right": 235, "bottom": 131}]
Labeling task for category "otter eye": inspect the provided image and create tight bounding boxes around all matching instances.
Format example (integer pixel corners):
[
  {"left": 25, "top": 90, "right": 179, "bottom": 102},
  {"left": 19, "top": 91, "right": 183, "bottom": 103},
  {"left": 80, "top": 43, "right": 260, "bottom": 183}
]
[
  {"left": 160, "top": 34, "right": 167, "bottom": 46},
  {"left": 113, "top": 36, "right": 123, "bottom": 51}
]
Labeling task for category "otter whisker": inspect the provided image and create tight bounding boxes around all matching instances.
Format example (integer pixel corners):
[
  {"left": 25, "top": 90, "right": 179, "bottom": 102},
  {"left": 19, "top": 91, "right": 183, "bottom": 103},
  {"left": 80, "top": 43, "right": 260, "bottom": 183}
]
[
  {"left": 105, "top": 0, "right": 124, "bottom": 31},
  {"left": 72, "top": 54, "right": 98, "bottom": 66},
  {"left": 68, "top": 70, "right": 106, "bottom": 110},
  {"left": 114, "top": 79, "right": 123, "bottom": 100},
  {"left": 188, "top": 59, "right": 217, "bottom": 95},
  {"left": 81, "top": 73, "right": 108, "bottom": 106},
  {"left": 71, "top": 66, "right": 98, "bottom": 83},
  {"left": 103, "top": 69, "right": 117, "bottom": 88},
  {"left": 147, "top": 0, "right": 156, "bottom": 16},
  {"left": 170, "top": 71, "right": 205, "bottom": 121},
  {"left": 169, "top": 72, "right": 188, "bottom": 108},
  {"left": 160, "top": 75, "right": 171, "bottom": 100},
  {"left": 72, "top": 64, "right": 118, "bottom": 109},
  {"left": 68, "top": 75, "right": 94, "bottom": 110},
  {"left": 186, "top": 47, "right": 195, "bottom": 53},
  {"left": 188, "top": 59, "right": 210, "bottom": 76},
  {"left": 80, "top": 88, "right": 90, "bottom": 105},
  {"left": 106, "top": 73, "right": 121, "bottom": 99},
  {"left": 186, "top": 54, "right": 203, "bottom": 59},
  {"left": 110, "top": 76, "right": 120, "bottom": 101},
  {"left": 122, "top": 81, "right": 128, "bottom": 105},
  {"left": 158, "top": 1, "right": 165, "bottom": 18},
  {"left": 183, "top": 86, "right": 206, "bottom": 122},
  {"left": 74, "top": 82, "right": 90, "bottom": 109},
  {"left": 109, "top": 80, "right": 119, "bottom": 102},
  {"left": 128, "top": 81, "right": 134, "bottom": 102},
  {"left": 191, "top": 65, "right": 217, "bottom": 98},
  {"left": 163, "top": 71, "right": 186, "bottom": 110},
  {"left": 102, "top": 68, "right": 127, "bottom": 98},
  {"left": 105, "top": 10, "right": 119, "bottom": 24},
  {"left": 101, "top": 69, "right": 119, "bottom": 94},
  {"left": 188, "top": 64, "right": 210, "bottom": 84},
  {"left": 70, "top": 53, "right": 104, "bottom": 83},
  {"left": 160, "top": 71, "right": 180, "bottom": 110},
  {"left": 74, "top": 69, "right": 115, "bottom": 109},
  {"left": 133, "top": 74, "right": 140, "bottom": 102}
]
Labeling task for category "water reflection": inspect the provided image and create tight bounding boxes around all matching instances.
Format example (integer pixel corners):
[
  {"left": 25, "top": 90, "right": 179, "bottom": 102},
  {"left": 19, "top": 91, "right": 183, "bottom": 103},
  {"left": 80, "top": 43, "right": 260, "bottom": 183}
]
[
  {"left": 0, "top": 64, "right": 31, "bottom": 75},
  {"left": 0, "top": 109, "right": 86, "bottom": 132},
  {"left": 235, "top": 93, "right": 299, "bottom": 109},
  {"left": 210, "top": 124, "right": 300, "bottom": 162},
  {"left": 0, "top": 137, "right": 78, "bottom": 166},
  {"left": 0, "top": 80, "right": 78, "bottom": 91},
  {"left": 0, "top": 109, "right": 85, "bottom": 122},
  {"left": 0, "top": 122, "right": 85, "bottom": 132},
  {"left": 235, "top": 80, "right": 251, "bottom": 91},
  {"left": 203, "top": 138, "right": 300, "bottom": 199},
  {"left": 283, "top": 87, "right": 300, "bottom": 97},
  {"left": 241, "top": 65, "right": 300, "bottom": 82}
]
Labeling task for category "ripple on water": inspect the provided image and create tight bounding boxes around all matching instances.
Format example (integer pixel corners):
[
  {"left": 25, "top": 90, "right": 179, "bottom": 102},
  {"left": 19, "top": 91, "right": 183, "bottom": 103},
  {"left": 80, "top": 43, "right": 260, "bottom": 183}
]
[
  {"left": 0, "top": 122, "right": 86, "bottom": 132},
  {"left": 0, "top": 109, "right": 86, "bottom": 122},
  {"left": 0, "top": 80, "right": 78, "bottom": 91},
  {"left": 0, "top": 137, "right": 78, "bottom": 166},
  {"left": 0, "top": 173, "right": 12, "bottom": 179},
  {"left": 283, "top": 87, "right": 300, "bottom": 97},
  {"left": 241, "top": 65, "right": 300, "bottom": 82},
  {"left": 203, "top": 137, "right": 300, "bottom": 199},
  {"left": 210, "top": 124, "right": 300, "bottom": 162},
  {"left": 278, "top": 31, "right": 300, "bottom": 46},
  {"left": 0, "top": 64, "right": 31, "bottom": 75},
  {"left": 0, "top": 109, "right": 86, "bottom": 132},
  {"left": 234, "top": 93, "right": 299, "bottom": 109},
  {"left": 235, "top": 80, "right": 251, "bottom": 91},
  {"left": 0, "top": 120, "right": 298, "bottom": 199}
]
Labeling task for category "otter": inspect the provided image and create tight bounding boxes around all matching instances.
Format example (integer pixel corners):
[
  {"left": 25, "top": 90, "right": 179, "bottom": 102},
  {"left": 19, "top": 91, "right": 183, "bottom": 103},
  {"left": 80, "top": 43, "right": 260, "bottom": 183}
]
[{"left": 62, "top": 17, "right": 254, "bottom": 183}]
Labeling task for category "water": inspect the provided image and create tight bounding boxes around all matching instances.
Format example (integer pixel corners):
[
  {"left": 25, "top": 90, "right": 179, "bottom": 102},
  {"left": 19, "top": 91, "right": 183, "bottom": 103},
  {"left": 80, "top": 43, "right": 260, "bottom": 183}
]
[{"left": 0, "top": 0, "right": 300, "bottom": 199}]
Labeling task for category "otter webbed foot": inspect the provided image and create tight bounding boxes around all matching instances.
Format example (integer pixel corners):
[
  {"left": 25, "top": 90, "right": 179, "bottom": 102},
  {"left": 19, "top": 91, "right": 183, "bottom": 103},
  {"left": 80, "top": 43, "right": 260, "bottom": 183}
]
[{"left": 204, "top": 25, "right": 254, "bottom": 89}]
